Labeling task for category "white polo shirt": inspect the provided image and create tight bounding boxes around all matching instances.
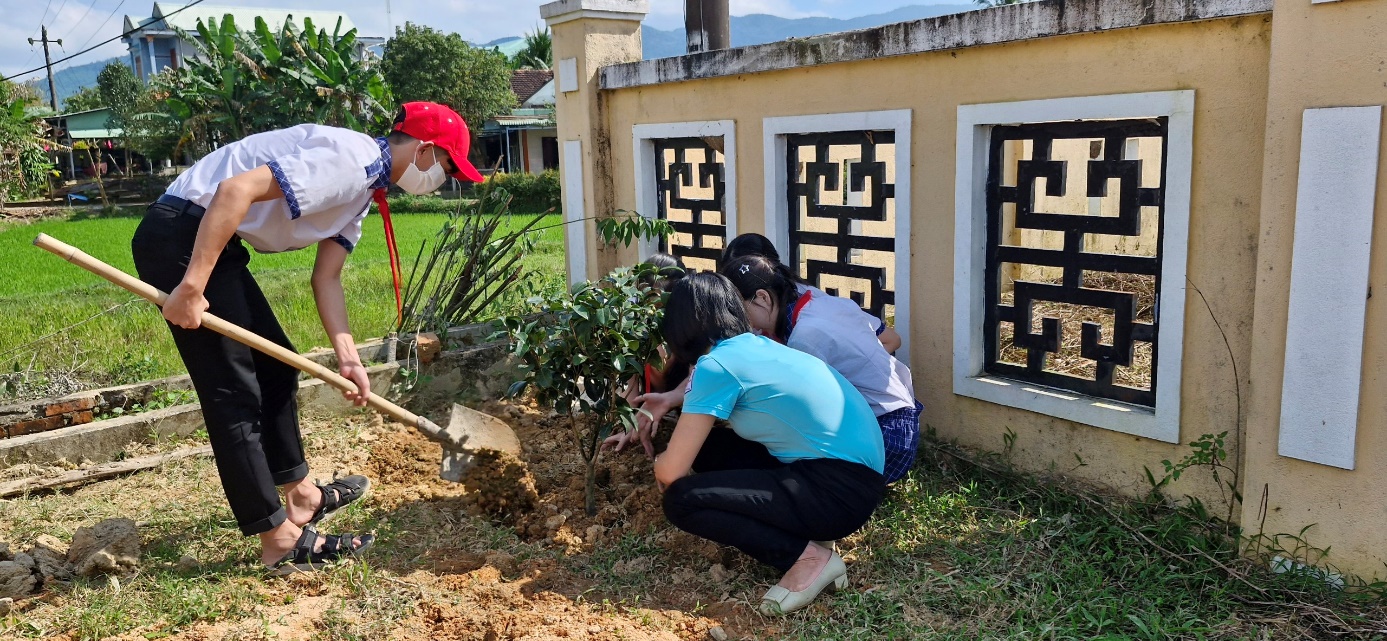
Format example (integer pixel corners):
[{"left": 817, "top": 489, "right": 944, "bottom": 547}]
[
  {"left": 787, "top": 286, "right": 916, "bottom": 416},
  {"left": 166, "top": 124, "right": 390, "bottom": 254}
]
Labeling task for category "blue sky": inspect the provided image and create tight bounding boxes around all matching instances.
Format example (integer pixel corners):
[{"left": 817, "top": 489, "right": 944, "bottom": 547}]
[{"left": 2, "top": 0, "right": 956, "bottom": 82}]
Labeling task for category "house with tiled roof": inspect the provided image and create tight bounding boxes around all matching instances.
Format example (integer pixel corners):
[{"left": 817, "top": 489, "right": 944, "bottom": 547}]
[
  {"left": 121, "top": 2, "right": 384, "bottom": 82},
  {"left": 479, "top": 69, "right": 558, "bottom": 175}
]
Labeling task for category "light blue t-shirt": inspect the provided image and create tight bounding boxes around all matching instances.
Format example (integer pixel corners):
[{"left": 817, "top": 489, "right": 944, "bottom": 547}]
[{"left": 683, "top": 333, "right": 885, "bottom": 474}]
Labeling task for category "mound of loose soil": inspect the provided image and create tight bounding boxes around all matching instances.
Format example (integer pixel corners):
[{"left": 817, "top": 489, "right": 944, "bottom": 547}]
[
  {"left": 463, "top": 448, "right": 540, "bottom": 517},
  {"left": 359, "top": 401, "right": 771, "bottom": 640}
]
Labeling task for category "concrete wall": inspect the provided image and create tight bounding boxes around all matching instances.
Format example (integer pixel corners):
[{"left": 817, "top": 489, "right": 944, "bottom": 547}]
[
  {"left": 1240, "top": 0, "right": 1387, "bottom": 580},
  {"left": 546, "top": 0, "right": 1387, "bottom": 580},
  {"left": 601, "top": 15, "right": 1268, "bottom": 504}
]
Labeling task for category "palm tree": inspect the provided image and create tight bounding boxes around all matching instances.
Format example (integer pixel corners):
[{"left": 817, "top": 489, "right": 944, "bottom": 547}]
[{"left": 511, "top": 26, "right": 552, "bottom": 70}]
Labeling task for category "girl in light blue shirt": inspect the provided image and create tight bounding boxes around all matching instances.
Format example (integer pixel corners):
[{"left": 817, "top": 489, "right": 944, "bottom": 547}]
[{"left": 652, "top": 273, "right": 887, "bottom": 616}]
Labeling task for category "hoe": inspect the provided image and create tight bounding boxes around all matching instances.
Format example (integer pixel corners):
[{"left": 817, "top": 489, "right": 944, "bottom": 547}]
[{"left": 33, "top": 233, "right": 518, "bottom": 483}]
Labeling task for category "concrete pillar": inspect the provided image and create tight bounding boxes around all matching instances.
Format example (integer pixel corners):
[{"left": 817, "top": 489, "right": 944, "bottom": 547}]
[
  {"left": 541, "top": 0, "right": 648, "bottom": 285},
  {"left": 144, "top": 36, "right": 157, "bottom": 80}
]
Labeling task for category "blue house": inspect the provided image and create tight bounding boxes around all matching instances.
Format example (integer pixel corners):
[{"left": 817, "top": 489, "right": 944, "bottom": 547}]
[{"left": 121, "top": 2, "right": 384, "bottom": 83}]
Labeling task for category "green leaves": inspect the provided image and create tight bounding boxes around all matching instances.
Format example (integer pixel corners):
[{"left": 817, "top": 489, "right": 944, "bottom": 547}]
[
  {"left": 510, "top": 25, "right": 553, "bottom": 70},
  {"left": 157, "top": 12, "right": 395, "bottom": 153},
  {"left": 501, "top": 264, "right": 670, "bottom": 469},
  {"left": 595, "top": 211, "right": 676, "bottom": 248},
  {"left": 397, "top": 179, "right": 555, "bottom": 335},
  {"left": 380, "top": 23, "right": 516, "bottom": 130}
]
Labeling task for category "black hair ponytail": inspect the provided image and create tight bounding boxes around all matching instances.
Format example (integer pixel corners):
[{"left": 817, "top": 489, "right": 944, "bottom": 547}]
[{"left": 720, "top": 254, "right": 800, "bottom": 340}]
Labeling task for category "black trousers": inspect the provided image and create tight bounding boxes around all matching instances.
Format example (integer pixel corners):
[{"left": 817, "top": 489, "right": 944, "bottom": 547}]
[
  {"left": 131, "top": 202, "right": 308, "bottom": 536},
  {"left": 662, "top": 428, "right": 887, "bottom": 573}
]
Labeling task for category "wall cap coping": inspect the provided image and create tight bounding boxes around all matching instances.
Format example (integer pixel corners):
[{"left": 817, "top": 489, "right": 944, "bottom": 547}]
[
  {"left": 541, "top": 0, "right": 649, "bottom": 26},
  {"left": 599, "top": 0, "right": 1272, "bottom": 89}
]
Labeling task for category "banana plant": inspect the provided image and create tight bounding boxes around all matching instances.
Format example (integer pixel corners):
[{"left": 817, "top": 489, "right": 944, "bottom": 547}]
[
  {"left": 158, "top": 12, "right": 394, "bottom": 154},
  {"left": 295, "top": 17, "right": 392, "bottom": 131}
]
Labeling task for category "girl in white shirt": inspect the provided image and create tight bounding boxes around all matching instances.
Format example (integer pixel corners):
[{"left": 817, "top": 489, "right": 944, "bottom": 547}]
[{"left": 721, "top": 254, "right": 921, "bottom": 483}]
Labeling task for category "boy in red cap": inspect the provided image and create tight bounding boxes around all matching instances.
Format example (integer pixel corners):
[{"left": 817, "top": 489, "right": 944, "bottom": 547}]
[{"left": 131, "top": 102, "right": 483, "bottom": 574}]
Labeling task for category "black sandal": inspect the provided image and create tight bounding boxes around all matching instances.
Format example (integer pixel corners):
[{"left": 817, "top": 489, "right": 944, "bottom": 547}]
[
  {"left": 268, "top": 527, "right": 375, "bottom": 576},
  {"left": 308, "top": 475, "right": 370, "bottom": 526}
]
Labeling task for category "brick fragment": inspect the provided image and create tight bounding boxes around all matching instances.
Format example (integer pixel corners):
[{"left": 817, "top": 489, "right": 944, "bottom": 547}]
[
  {"left": 69, "top": 410, "right": 95, "bottom": 426},
  {"left": 44, "top": 397, "right": 96, "bottom": 417},
  {"left": 10, "top": 416, "right": 64, "bottom": 437},
  {"left": 416, "top": 332, "right": 442, "bottom": 364}
]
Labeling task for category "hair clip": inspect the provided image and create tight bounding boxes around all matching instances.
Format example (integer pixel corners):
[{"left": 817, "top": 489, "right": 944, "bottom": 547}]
[{"left": 739, "top": 264, "right": 751, "bottom": 275}]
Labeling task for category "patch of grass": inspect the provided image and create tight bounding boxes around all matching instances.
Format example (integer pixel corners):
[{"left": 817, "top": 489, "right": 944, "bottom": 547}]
[
  {"left": 775, "top": 442, "right": 1387, "bottom": 640},
  {"left": 2, "top": 410, "right": 1384, "bottom": 640},
  {"left": 0, "top": 208, "right": 563, "bottom": 393}
]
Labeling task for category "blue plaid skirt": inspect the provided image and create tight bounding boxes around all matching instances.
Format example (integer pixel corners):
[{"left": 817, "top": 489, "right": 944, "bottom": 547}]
[{"left": 878, "top": 401, "right": 922, "bottom": 483}]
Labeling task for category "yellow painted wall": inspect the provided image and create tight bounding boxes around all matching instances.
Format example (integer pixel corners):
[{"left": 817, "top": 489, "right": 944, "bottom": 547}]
[
  {"left": 596, "top": 16, "right": 1273, "bottom": 514},
  {"left": 1241, "top": 0, "right": 1387, "bottom": 581}
]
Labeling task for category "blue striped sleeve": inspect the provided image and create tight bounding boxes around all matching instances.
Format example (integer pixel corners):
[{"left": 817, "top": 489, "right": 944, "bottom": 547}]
[{"left": 265, "top": 160, "right": 302, "bottom": 220}]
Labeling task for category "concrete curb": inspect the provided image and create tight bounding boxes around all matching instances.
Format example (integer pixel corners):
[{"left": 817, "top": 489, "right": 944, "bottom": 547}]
[
  {"left": 0, "top": 338, "right": 518, "bottom": 471},
  {"left": 0, "top": 364, "right": 398, "bottom": 469}
]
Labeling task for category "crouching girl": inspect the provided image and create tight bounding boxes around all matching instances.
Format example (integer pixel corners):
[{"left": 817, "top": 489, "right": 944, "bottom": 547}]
[
  {"left": 653, "top": 273, "right": 886, "bottom": 615},
  {"left": 722, "top": 254, "right": 921, "bottom": 483}
]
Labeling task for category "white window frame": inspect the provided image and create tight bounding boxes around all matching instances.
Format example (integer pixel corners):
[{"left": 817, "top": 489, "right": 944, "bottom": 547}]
[
  {"left": 762, "top": 110, "right": 913, "bottom": 364},
  {"left": 632, "top": 120, "right": 737, "bottom": 262},
  {"left": 953, "top": 90, "right": 1194, "bottom": 443}
]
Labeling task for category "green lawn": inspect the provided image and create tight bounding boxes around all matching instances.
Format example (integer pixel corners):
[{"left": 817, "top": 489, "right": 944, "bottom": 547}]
[{"left": 0, "top": 206, "right": 563, "bottom": 393}]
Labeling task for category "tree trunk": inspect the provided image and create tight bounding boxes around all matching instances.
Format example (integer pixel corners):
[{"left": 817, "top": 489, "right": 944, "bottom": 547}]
[
  {"left": 584, "top": 456, "right": 597, "bottom": 517},
  {"left": 84, "top": 147, "right": 109, "bottom": 207}
]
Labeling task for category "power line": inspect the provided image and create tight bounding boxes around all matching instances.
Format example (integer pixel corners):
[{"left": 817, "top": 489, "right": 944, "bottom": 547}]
[
  {"left": 74, "top": 0, "right": 126, "bottom": 53},
  {"left": 51, "top": 0, "right": 74, "bottom": 27},
  {"left": 68, "top": 0, "right": 104, "bottom": 36},
  {"left": 3, "top": 0, "right": 206, "bottom": 83},
  {"left": 32, "top": 0, "right": 56, "bottom": 39}
]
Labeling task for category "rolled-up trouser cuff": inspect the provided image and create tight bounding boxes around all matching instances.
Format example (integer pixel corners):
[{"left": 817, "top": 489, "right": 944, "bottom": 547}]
[
  {"left": 240, "top": 506, "right": 288, "bottom": 536},
  {"left": 272, "top": 462, "right": 310, "bottom": 486}
]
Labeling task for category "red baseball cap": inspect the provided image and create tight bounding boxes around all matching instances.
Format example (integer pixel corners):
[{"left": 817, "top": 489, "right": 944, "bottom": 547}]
[{"left": 392, "top": 101, "right": 485, "bottom": 183}]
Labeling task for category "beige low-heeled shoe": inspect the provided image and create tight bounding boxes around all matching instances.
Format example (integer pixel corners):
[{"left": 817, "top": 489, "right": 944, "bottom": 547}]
[{"left": 758, "top": 552, "right": 848, "bottom": 616}]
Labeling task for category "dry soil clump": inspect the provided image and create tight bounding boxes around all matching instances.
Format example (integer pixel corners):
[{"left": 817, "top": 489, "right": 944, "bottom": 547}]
[{"left": 0, "top": 517, "right": 140, "bottom": 600}]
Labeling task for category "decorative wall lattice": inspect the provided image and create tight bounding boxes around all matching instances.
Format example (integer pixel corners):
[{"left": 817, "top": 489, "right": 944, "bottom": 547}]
[
  {"left": 654, "top": 137, "right": 726, "bottom": 272},
  {"left": 984, "top": 118, "right": 1168, "bottom": 406},
  {"left": 785, "top": 130, "right": 897, "bottom": 321}
]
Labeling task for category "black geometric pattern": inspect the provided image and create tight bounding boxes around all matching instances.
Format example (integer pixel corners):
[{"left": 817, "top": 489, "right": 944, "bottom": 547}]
[
  {"left": 984, "top": 119, "right": 1167, "bottom": 406},
  {"left": 654, "top": 138, "right": 726, "bottom": 271},
  {"left": 785, "top": 130, "right": 896, "bottom": 319}
]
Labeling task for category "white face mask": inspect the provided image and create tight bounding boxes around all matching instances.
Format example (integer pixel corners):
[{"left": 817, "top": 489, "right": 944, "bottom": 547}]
[{"left": 396, "top": 146, "right": 448, "bottom": 195}]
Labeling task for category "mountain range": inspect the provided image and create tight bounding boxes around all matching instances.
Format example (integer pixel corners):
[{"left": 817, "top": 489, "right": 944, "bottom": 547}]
[
  {"left": 29, "top": 58, "right": 129, "bottom": 112},
  {"left": 35, "top": 4, "right": 978, "bottom": 110},
  {"left": 639, "top": 4, "right": 977, "bottom": 59},
  {"left": 484, "top": 5, "right": 978, "bottom": 62}
]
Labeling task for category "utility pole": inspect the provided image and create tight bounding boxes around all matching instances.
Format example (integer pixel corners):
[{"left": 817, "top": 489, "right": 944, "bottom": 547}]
[{"left": 28, "top": 25, "right": 63, "bottom": 112}]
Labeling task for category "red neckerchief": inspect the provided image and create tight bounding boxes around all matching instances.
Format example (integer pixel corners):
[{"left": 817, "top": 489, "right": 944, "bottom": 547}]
[
  {"left": 774, "top": 290, "right": 813, "bottom": 344},
  {"left": 371, "top": 188, "right": 403, "bottom": 327}
]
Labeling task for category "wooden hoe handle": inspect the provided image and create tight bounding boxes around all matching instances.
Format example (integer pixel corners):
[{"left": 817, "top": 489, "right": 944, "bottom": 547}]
[{"left": 32, "top": 233, "right": 451, "bottom": 443}]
